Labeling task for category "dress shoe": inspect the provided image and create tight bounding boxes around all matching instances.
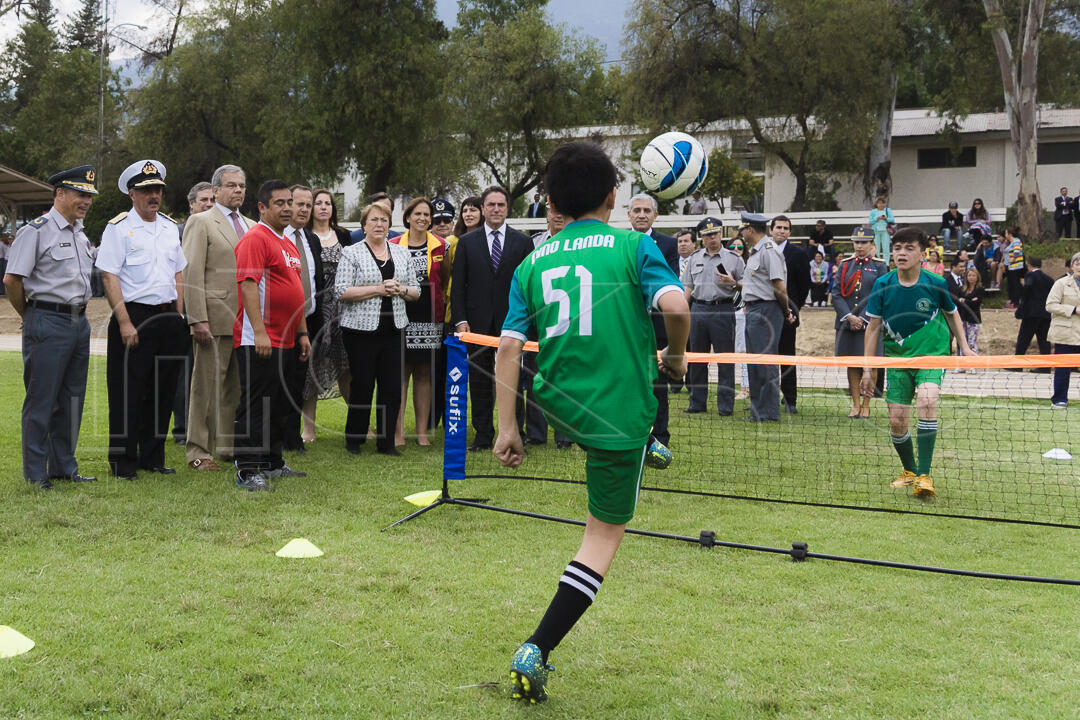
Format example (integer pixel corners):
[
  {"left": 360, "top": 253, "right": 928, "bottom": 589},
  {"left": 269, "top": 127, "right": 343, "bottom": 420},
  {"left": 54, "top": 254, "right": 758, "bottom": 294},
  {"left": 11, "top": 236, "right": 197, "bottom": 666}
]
[
  {"left": 523, "top": 438, "right": 547, "bottom": 446},
  {"left": 783, "top": 402, "right": 798, "bottom": 414},
  {"left": 188, "top": 458, "right": 222, "bottom": 471},
  {"left": 114, "top": 471, "right": 137, "bottom": 480},
  {"left": 26, "top": 477, "right": 54, "bottom": 490},
  {"left": 50, "top": 473, "right": 97, "bottom": 483},
  {"left": 719, "top": 411, "right": 732, "bottom": 417},
  {"left": 145, "top": 466, "right": 176, "bottom": 475},
  {"left": 378, "top": 448, "right": 403, "bottom": 457},
  {"left": 345, "top": 443, "right": 363, "bottom": 455},
  {"left": 556, "top": 441, "right": 573, "bottom": 450},
  {"left": 468, "top": 441, "right": 493, "bottom": 452},
  {"left": 683, "top": 407, "right": 706, "bottom": 414}
]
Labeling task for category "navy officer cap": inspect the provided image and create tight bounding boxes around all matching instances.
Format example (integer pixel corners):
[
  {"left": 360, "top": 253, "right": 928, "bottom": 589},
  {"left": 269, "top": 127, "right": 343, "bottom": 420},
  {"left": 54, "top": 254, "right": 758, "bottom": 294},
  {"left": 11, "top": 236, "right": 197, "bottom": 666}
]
[
  {"left": 431, "top": 197, "right": 455, "bottom": 219},
  {"left": 695, "top": 216, "right": 723, "bottom": 236},
  {"left": 738, "top": 211, "right": 769, "bottom": 230},
  {"left": 47, "top": 165, "right": 98, "bottom": 195}
]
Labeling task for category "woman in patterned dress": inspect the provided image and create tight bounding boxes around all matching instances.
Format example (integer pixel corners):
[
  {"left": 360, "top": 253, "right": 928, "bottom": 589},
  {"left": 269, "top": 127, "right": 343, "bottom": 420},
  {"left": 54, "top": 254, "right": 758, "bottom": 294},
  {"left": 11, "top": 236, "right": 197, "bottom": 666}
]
[
  {"left": 301, "top": 188, "right": 353, "bottom": 443},
  {"left": 390, "top": 197, "right": 448, "bottom": 446}
]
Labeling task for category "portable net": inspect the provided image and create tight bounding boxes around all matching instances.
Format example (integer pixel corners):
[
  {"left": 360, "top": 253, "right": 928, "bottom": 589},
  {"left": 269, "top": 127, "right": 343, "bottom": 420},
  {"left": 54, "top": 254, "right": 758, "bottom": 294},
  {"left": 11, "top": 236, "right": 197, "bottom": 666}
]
[{"left": 451, "top": 332, "right": 1080, "bottom": 529}]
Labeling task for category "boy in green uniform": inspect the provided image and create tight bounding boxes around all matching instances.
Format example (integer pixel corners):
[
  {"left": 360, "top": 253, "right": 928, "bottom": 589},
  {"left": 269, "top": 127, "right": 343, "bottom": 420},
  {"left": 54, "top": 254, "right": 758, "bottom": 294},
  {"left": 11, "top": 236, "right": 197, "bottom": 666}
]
[
  {"left": 493, "top": 142, "right": 690, "bottom": 703},
  {"left": 862, "top": 226, "right": 975, "bottom": 498}
]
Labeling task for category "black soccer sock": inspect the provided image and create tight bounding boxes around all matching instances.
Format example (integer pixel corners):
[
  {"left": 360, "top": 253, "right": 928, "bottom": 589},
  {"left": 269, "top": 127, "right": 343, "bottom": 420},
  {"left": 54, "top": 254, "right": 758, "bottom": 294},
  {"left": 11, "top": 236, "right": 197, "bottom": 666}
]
[
  {"left": 527, "top": 560, "right": 604, "bottom": 663},
  {"left": 891, "top": 432, "right": 916, "bottom": 473}
]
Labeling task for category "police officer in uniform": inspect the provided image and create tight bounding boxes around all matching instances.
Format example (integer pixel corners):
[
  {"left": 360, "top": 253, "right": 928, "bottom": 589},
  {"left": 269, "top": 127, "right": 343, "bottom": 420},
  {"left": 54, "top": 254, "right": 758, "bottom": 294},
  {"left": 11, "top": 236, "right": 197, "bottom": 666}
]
[
  {"left": 4, "top": 166, "right": 98, "bottom": 490},
  {"left": 738, "top": 212, "right": 791, "bottom": 422},
  {"left": 96, "top": 159, "right": 188, "bottom": 479},
  {"left": 682, "top": 217, "right": 745, "bottom": 416}
]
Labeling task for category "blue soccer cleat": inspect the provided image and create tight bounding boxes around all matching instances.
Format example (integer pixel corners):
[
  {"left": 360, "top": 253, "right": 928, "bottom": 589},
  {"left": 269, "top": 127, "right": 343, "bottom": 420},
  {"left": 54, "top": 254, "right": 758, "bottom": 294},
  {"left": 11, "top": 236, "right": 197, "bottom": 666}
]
[
  {"left": 510, "top": 642, "right": 554, "bottom": 704},
  {"left": 645, "top": 439, "right": 672, "bottom": 469}
]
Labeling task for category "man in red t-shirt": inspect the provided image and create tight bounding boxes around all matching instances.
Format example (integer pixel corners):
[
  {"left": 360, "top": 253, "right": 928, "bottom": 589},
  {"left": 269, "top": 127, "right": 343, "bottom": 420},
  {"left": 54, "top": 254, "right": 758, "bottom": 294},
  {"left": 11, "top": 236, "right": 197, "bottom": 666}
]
[{"left": 232, "top": 180, "right": 312, "bottom": 491}]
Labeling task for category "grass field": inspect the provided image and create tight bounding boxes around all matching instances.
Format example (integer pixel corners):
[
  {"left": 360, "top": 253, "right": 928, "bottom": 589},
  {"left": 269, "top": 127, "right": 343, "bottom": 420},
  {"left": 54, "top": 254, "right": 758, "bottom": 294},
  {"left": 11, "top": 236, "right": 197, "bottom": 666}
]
[{"left": 3, "top": 352, "right": 1080, "bottom": 718}]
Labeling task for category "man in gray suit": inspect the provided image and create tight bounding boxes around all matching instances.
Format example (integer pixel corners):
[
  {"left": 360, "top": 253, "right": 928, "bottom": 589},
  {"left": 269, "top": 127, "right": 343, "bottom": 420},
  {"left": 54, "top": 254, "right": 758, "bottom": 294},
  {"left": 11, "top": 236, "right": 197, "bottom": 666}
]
[{"left": 182, "top": 164, "right": 254, "bottom": 471}]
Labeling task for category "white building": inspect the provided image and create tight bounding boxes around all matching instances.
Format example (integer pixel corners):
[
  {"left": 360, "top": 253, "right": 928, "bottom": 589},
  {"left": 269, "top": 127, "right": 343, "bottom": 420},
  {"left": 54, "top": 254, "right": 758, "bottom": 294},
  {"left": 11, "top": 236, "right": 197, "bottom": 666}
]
[{"left": 764, "top": 107, "right": 1080, "bottom": 213}]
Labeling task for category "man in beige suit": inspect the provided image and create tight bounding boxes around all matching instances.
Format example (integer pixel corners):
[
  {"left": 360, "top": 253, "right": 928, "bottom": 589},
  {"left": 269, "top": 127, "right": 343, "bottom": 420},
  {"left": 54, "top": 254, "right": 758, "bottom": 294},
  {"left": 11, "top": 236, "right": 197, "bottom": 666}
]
[{"left": 182, "top": 164, "right": 253, "bottom": 470}]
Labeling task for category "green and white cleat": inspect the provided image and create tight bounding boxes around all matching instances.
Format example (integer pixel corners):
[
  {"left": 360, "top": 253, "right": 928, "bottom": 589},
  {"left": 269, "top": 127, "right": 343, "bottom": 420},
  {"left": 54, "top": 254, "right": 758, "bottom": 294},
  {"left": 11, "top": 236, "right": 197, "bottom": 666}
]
[
  {"left": 645, "top": 439, "right": 672, "bottom": 469},
  {"left": 510, "top": 642, "right": 554, "bottom": 704}
]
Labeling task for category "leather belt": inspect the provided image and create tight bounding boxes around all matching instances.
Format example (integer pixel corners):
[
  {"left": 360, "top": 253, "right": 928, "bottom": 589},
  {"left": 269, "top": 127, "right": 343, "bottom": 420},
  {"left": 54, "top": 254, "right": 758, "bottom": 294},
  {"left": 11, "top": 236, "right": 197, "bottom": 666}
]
[
  {"left": 693, "top": 298, "right": 734, "bottom": 306},
  {"left": 29, "top": 299, "right": 86, "bottom": 315},
  {"left": 127, "top": 301, "right": 176, "bottom": 313}
]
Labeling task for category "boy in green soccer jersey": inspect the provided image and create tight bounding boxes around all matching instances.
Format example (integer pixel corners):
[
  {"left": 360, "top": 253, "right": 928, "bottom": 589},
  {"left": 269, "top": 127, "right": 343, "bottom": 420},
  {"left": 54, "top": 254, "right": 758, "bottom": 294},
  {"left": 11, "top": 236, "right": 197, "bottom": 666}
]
[
  {"left": 861, "top": 226, "right": 975, "bottom": 498},
  {"left": 493, "top": 142, "right": 690, "bottom": 703}
]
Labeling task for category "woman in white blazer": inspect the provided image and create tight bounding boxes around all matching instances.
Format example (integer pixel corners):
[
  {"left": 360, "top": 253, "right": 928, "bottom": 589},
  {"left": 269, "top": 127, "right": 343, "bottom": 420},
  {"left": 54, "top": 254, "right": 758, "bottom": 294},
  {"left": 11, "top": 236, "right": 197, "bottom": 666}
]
[
  {"left": 334, "top": 203, "right": 420, "bottom": 455},
  {"left": 1046, "top": 251, "right": 1080, "bottom": 408}
]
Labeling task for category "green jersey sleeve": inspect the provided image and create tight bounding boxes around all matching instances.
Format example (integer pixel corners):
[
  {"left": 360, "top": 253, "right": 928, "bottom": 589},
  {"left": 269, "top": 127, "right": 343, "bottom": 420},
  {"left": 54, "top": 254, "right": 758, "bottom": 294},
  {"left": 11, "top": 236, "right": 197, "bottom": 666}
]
[
  {"left": 501, "top": 272, "right": 532, "bottom": 342},
  {"left": 636, "top": 234, "right": 683, "bottom": 308}
]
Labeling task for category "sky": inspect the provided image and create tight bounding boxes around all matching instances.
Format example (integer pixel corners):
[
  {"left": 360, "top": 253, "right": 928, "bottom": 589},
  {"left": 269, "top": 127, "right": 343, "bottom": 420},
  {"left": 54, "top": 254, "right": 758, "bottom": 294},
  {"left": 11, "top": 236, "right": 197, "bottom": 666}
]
[{"left": 2, "top": 0, "right": 632, "bottom": 64}]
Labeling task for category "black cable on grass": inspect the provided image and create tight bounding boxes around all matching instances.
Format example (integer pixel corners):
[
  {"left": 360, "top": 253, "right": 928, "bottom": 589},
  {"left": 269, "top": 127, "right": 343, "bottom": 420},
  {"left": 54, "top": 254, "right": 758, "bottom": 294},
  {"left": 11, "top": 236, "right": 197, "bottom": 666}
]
[
  {"left": 466, "top": 474, "right": 1080, "bottom": 531},
  {"left": 446, "top": 499, "right": 1080, "bottom": 586}
]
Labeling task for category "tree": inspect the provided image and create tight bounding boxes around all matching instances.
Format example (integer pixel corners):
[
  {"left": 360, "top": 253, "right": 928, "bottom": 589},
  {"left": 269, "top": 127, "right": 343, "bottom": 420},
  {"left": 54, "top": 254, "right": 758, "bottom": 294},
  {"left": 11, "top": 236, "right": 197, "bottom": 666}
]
[
  {"left": 982, "top": 0, "right": 1046, "bottom": 239},
  {"left": 2, "top": 0, "right": 56, "bottom": 111},
  {"left": 697, "top": 148, "right": 763, "bottom": 213},
  {"left": 63, "top": 0, "right": 101, "bottom": 52},
  {"left": 623, "top": 0, "right": 896, "bottom": 212},
  {"left": 446, "top": 0, "right": 609, "bottom": 204}
]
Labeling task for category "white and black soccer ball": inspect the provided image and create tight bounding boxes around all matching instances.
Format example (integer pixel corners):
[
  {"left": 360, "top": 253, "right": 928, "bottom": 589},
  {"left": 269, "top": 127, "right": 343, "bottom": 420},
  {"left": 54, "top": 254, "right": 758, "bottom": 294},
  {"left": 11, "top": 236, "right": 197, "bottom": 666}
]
[{"left": 639, "top": 131, "right": 709, "bottom": 200}]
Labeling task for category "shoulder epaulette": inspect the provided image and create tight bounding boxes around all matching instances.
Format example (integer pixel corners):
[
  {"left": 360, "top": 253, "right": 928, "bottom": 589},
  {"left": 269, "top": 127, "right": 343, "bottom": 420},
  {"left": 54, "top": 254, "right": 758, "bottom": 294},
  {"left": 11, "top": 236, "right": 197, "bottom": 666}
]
[
  {"left": 28, "top": 215, "right": 48, "bottom": 228},
  {"left": 159, "top": 213, "right": 176, "bottom": 224},
  {"left": 108, "top": 211, "right": 128, "bottom": 224}
]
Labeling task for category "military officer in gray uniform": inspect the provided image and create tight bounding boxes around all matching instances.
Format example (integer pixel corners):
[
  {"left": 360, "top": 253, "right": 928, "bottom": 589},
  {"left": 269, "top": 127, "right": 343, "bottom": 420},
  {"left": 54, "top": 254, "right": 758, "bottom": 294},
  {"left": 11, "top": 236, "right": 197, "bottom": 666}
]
[
  {"left": 682, "top": 216, "right": 745, "bottom": 416},
  {"left": 96, "top": 159, "right": 188, "bottom": 480},
  {"left": 4, "top": 166, "right": 98, "bottom": 490},
  {"left": 832, "top": 226, "right": 888, "bottom": 418},
  {"left": 738, "top": 212, "right": 792, "bottom": 422}
]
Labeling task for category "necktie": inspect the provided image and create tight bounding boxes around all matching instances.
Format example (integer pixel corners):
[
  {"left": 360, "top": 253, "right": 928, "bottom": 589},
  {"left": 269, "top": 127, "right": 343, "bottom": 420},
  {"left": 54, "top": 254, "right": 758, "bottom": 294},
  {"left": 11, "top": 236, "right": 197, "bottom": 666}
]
[
  {"left": 230, "top": 211, "right": 245, "bottom": 239},
  {"left": 490, "top": 229, "right": 502, "bottom": 270},
  {"left": 294, "top": 230, "right": 311, "bottom": 300}
]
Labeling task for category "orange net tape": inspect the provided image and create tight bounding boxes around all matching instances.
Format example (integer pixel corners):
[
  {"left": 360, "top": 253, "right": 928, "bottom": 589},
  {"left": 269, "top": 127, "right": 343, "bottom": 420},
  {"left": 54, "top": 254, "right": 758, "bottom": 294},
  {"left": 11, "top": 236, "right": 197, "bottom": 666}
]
[{"left": 457, "top": 332, "right": 1080, "bottom": 370}]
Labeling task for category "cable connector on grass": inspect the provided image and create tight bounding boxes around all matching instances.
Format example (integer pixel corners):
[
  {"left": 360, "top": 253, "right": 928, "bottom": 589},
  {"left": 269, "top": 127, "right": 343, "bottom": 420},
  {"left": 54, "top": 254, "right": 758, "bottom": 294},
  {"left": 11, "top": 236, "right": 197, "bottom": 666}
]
[
  {"left": 790, "top": 542, "right": 809, "bottom": 562},
  {"left": 698, "top": 530, "right": 716, "bottom": 549}
]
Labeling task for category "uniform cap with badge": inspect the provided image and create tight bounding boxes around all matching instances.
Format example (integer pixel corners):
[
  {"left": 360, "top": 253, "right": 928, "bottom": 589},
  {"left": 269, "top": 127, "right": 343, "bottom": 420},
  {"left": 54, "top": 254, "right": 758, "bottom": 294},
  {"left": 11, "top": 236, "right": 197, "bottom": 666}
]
[
  {"left": 118, "top": 159, "right": 167, "bottom": 193},
  {"left": 431, "top": 198, "right": 455, "bottom": 220},
  {"left": 47, "top": 165, "right": 98, "bottom": 195},
  {"left": 851, "top": 226, "right": 875, "bottom": 243},
  {"left": 738, "top": 212, "right": 769, "bottom": 231},
  {"left": 695, "top": 216, "right": 723, "bottom": 236}
]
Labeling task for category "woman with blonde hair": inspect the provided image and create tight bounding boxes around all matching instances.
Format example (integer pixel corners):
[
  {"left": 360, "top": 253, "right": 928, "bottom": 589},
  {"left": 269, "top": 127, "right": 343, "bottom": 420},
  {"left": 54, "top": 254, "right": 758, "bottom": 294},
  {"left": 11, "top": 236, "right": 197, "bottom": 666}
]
[
  {"left": 390, "top": 196, "right": 448, "bottom": 446},
  {"left": 335, "top": 202, "right": 420, "bottom": 454}
]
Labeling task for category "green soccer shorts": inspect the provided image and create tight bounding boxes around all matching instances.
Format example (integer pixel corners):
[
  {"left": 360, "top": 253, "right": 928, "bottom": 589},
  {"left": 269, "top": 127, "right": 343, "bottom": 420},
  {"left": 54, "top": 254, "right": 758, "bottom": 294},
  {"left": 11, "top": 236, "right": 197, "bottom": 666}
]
[
  {"left": 583, "top": 444, "right": 647, "bottom": 525},
  {"left": 885, "top": 367, "right": 945, "bottom": 406}
]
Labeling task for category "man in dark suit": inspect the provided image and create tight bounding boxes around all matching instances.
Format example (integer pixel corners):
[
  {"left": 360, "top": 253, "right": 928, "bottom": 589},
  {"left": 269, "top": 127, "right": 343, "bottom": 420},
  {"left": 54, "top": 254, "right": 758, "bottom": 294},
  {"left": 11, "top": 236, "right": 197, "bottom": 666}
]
[
  {"left": 945, "top": 256, "right": 965, "bottom": 298},
  {"left": 527, "top": 193, "right": 546, "bottom": 219},
  {"left": 771, "top": 215, "right": 810, "bottom": 414},
  {"left": 1053, "top": 187, "right": 1074, "bottom": 239},
  {"left": 451, "top": 185, "right": 534, "bottom": 450},
  {"left": 1015, "top": 257, "right": 1053, "bottom": 365},
  {"left": 282, "top": 185, "right": 324, "bottom": 452},
  {"left": 628, "top": 194, "right": 679, "bottom": 445}
]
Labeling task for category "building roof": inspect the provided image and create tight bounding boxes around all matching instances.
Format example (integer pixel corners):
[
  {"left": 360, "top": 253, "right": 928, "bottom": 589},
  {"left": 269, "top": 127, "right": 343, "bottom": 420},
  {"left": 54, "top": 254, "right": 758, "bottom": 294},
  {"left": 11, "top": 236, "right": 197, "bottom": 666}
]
[
  {"left": 0, "top": 164, "right": 54, "bottom": 206},
  {"left": 891, "top": 107, "right": 1080, "bottom": 138}
]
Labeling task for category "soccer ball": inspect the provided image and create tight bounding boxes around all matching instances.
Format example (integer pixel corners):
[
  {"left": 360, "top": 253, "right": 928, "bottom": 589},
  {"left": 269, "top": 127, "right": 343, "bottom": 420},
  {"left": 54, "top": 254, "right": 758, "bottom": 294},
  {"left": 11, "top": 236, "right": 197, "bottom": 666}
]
[
  {"left": 639, "top": 131, "right": 709, "bottom": 200},
  {"left": 645, "top": 439, "right": 673, "bottom": 470}
]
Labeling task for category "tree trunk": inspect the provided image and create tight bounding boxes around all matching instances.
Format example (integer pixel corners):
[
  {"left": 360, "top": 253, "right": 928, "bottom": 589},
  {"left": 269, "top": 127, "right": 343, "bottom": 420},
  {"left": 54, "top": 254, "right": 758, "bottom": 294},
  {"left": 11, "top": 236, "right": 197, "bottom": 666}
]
[
  {"left": 864, "top": 69, "right": 897, "bottom": 203},
  {"left": 983, "top": 0, "right": 1045, "bottom": 239}
]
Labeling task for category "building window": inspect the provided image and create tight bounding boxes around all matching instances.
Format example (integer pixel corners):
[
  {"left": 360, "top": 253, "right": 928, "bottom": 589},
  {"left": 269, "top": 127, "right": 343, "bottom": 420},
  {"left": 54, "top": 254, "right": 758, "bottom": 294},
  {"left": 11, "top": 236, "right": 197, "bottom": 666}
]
[
  {"left": 1038, "top": 141, "right": 1080, "bottom": 165},
  {"left": 917, "top": 146, "right": 977, "bottom": 169}
]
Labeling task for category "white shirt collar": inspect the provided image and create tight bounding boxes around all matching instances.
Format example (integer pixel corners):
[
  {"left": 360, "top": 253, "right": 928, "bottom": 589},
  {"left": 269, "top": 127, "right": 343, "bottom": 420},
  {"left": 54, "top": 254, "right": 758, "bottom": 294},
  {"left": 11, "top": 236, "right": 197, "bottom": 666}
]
[
  {"left": 485, "top": 222, "right": 507, "bottom": 237},
  {"left": 775, "top": 239, "right": 788, "bottom": 252},
  {"left": 216, "top": 202, "right": 241, "bottom": 220}
]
